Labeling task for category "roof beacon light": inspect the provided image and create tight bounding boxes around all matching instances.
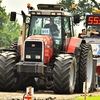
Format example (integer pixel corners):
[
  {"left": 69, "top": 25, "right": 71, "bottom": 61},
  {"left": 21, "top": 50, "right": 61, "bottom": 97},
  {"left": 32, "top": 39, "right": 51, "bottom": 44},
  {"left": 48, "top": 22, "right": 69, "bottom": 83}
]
[
  {"left": 72, "top": 4, "right": 75, "bottom": 9},
  {"left": 92, "top": 10, "right": 100, "bottom": 14},
  {"left": 27, "top": 3, "right": 31, "bottom": 8}
]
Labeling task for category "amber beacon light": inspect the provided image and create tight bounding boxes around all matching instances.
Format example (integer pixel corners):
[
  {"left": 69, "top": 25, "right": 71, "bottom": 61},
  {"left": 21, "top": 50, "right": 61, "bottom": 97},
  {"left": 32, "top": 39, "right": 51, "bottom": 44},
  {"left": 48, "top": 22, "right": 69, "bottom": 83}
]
[
  {"left": 27, "top": 3, "right": 31, "bottom": 8},
  {"left": 72, "top": 4, "right": 75, "bottom": 9}
]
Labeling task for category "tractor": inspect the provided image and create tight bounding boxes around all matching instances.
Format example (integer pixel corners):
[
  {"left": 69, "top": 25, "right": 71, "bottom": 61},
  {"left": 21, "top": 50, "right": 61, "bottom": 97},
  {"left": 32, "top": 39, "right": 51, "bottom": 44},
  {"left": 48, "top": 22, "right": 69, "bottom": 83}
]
[
  {"left": 83, "top": 10, "right": 100, "bottom": 87},
  {"left": 0, "top": 4, "right": 95, "bottom": 93}
]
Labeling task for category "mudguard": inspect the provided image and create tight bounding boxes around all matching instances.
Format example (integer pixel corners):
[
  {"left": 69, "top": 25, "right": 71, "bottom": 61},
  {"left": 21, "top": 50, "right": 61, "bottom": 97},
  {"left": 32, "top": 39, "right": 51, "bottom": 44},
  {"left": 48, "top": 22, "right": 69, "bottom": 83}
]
[{"left": 63, "top": 37, "right": 86, "bottom": 57}]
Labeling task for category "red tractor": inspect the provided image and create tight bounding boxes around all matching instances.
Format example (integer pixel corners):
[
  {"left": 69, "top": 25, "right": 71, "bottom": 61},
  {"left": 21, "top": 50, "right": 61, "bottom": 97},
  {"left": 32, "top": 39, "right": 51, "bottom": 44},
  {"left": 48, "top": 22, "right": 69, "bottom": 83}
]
[{"left": 0, "top": 4, "right": 96, "bottom": 93}]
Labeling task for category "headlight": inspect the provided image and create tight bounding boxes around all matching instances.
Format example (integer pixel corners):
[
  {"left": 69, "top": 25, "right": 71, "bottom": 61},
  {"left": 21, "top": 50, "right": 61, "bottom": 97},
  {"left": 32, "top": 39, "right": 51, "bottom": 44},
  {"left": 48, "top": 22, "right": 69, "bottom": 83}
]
[
  {"left": 35, "top": 55, "right": 40, "bottom": 59},
  {"left": 26, "top": 55, "right": 31, "bottom": 59}
]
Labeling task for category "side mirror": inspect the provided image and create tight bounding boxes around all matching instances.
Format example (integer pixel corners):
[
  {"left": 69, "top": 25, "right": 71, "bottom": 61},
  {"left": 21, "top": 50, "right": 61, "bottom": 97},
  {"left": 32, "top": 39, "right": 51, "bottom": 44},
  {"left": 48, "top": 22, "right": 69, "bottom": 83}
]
[
  {"left": 10, "top": 12, "right": 16, "bottom": 21},
  {"left": 74, "top": 14, "right": 80, "bottom": 24}
]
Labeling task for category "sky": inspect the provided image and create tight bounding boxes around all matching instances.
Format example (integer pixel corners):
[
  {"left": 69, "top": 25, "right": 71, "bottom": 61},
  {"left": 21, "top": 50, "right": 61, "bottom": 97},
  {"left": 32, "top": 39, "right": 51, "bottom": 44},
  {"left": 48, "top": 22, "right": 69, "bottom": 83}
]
[{"left": 2, "top": 0, "right": 60, "bottom": 13}]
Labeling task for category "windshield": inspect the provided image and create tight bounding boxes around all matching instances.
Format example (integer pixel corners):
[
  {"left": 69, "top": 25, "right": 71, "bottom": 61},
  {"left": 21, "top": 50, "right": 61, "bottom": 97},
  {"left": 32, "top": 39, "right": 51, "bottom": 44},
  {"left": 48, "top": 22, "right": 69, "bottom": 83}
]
[{"left": 28, "top": 15, "right": 62, "bottom": 38}]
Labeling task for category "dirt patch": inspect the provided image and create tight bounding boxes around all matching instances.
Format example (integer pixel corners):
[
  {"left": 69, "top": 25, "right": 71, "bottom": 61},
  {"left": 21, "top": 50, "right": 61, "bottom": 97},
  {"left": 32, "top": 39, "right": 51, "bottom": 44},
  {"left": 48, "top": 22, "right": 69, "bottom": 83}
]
[{"left": 0, "top": 89, "right": 100, "bottom": 100}]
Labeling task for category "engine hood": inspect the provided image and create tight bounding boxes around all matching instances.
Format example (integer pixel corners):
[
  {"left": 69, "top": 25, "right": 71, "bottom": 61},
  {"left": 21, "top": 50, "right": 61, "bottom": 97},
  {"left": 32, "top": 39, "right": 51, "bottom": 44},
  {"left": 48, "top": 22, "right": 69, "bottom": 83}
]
[
  {"left": 26, "top": 35, "right": 53, "bottom": 63},
  {"left": 27, "top": 35, "right": 53, "bottom": 46}
]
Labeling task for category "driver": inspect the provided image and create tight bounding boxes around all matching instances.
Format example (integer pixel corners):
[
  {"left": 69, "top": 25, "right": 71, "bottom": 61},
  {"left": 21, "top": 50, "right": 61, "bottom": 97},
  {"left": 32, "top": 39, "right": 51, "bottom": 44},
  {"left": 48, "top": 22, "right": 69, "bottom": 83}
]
[
  {"left": 44, "top": 18, "right": 59, "bottom": 37},
  {"left": 89, "top": 26, "right": 100, "bottom": 36}
]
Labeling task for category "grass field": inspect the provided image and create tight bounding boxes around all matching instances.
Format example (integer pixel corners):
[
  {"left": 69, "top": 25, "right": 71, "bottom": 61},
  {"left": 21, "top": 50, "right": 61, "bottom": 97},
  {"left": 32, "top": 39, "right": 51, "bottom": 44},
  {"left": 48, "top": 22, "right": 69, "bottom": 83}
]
[{"left": 73, "top": 96, "right": 100, "bottom": 100}]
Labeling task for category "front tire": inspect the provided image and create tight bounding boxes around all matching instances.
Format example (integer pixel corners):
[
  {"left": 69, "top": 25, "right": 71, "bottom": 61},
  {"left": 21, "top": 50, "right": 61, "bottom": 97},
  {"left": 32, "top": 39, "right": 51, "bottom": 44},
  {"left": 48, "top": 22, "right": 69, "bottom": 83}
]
[
  {"left": 53, "top": 54, "right": 77, "bottom": 94},
  {"left": 79, "top": 43, "right": 93, "bottom": 93},
  {"left": 0, "top": 51, "right": 18, "bottom": 91}
]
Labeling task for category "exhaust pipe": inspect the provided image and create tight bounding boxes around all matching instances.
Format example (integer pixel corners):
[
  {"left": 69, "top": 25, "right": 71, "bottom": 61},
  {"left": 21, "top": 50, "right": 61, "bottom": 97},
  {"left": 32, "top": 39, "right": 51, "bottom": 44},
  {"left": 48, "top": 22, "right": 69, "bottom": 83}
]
[{"left": 21, "top": 11, "right": 26, "bottom": 61}]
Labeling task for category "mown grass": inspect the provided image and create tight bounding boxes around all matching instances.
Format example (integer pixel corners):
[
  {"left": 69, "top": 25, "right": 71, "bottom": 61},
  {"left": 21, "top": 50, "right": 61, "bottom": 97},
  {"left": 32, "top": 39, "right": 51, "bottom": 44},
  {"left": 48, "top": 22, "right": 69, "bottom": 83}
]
[{"left": 72, "top": 96, "right": 100, "bottom": 100}]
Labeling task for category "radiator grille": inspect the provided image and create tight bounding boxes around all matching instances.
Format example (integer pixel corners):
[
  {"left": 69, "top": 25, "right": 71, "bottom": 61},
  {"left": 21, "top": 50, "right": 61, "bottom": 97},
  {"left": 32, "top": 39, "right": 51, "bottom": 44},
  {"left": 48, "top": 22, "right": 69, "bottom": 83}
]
[{"left": 25, "top": 41, "right": 42, "bottom": 62}]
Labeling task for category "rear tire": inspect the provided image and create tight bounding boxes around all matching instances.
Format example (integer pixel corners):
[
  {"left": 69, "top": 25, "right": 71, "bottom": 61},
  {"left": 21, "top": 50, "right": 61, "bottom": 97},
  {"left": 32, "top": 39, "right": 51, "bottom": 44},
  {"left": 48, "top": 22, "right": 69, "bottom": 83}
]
[
  {"left": 79, "top": 43, "right": 93, "bottom": 93},
  {"left": 0, "top": 51, "right": 18, "bottom": 91},
  {"left": 53, "top": 54, "right": 77, "bottom": 94},
  {"left": 10, "top": 41, "right": 18, "bottom": 50}
]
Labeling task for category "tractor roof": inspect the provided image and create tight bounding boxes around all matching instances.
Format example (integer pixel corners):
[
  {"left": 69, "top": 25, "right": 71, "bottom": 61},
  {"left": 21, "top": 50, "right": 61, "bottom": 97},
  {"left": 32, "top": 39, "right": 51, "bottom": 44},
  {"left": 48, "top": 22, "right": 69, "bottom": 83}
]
[
  {"left": 28, "top": 4, "right": 72, "bottom": 17},
  {"left": 37, "top": 4, "right": 66, "bottom": 10}
]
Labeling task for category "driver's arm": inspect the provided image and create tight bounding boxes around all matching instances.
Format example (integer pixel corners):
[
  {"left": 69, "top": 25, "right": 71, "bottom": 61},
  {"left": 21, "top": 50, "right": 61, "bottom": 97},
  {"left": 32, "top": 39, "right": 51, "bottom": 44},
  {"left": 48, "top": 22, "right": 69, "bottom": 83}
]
[
  {"left": 80, "top": 34, "right": 88, "bottom": 38},
  {"left": 52, "top": 31, "right": 59, "bottom": 35},
  {"left": 89, "top": 31, "right": 99, "bottom": 34}
]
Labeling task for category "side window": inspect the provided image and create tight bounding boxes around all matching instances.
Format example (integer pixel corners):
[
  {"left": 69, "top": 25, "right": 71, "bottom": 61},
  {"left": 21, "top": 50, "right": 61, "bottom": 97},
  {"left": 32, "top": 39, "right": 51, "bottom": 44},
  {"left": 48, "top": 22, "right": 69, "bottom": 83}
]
[
  {"left": 55, "top": 17, "right": 61, "bottom": 39},
  {"left": 70, "top": 17, "right": 74, "bottom": 37},
  {"left": 64, "top": 17, "right": 70, "bottom": 38},
  {"left": 32, "top": 18, "right": 42, "bottom": 35}
]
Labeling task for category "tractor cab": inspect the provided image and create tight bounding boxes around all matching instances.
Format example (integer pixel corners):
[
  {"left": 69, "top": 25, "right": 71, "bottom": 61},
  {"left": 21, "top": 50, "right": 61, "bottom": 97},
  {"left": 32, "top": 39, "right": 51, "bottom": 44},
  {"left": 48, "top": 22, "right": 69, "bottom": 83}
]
[
  {"left": 27, "top": 4, "right": 77, "bottom": 50},
  {"left": 10, "top": 4, "right": 80, "bottom": 57}
]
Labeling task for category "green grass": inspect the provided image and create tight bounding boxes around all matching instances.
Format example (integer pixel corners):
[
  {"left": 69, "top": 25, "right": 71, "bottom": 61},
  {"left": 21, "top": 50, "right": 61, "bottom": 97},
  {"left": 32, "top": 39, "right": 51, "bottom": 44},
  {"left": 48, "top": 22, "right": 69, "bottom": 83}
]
[{"left": 73, "top": 96, "right": 100, "bottom": 100}]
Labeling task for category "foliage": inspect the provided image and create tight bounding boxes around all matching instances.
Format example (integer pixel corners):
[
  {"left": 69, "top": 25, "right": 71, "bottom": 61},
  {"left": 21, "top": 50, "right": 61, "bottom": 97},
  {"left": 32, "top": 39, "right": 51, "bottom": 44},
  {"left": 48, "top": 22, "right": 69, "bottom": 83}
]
[
  {"left": 58, "top": 0, "right": 100, "bottom": 16},
  {"left": 91, "top": 0, "right": 100, "bottom": 9},
  {"left": 0, "top": 13, "right": 21, "bottom": 49},
  {"left": 73, "top": 96, "right": 100, "bottom": 100},
  {"left": 0, "top": 4, "right": 7, "bottom": 30}
]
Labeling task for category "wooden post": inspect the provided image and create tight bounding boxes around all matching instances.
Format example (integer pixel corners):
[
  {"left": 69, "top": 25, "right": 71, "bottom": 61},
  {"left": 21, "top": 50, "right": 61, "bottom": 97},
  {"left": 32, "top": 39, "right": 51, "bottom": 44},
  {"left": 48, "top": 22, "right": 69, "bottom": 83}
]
[{"left": 84, "top": 77, "right": 88, "bottom": 100}]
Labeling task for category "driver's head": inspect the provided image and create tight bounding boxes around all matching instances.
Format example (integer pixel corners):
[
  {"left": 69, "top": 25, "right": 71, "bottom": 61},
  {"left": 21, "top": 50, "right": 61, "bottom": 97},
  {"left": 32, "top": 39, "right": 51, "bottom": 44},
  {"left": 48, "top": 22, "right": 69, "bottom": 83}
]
[
  {"left": 91, "top": 26, "right": 96, "bottom": 32},
  {"left": 82, "top": 29, "right": 86, "bottom": 35}
]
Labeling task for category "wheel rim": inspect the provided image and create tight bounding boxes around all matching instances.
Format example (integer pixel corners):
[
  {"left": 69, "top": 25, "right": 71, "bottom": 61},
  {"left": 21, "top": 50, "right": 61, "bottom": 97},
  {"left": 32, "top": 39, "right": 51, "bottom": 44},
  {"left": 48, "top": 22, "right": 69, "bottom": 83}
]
[
  {"left": 87, "top": 50, "right": 93, "bottom": 92},
  {"left": 70, "top": 60, "right": 75, "bottom": 92}
]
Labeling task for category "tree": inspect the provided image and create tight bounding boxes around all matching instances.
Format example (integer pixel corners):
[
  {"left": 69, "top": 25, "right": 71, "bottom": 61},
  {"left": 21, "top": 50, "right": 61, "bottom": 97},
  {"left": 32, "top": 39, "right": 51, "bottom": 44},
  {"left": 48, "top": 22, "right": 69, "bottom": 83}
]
[
  {"left": 0, "top": 14, "right": 21, "bottom": 49},
  {"left": 58, "top": 0, "right": 100, "bottom": 18},
  {"left": 58, "top": 0, "right": 93, "bottom": 16},
  {"left": 91, "top": 0, "right": 100, "bottom": 9},
  {"left": 0, "top": 1, "right": 7, "bottom": 30}
]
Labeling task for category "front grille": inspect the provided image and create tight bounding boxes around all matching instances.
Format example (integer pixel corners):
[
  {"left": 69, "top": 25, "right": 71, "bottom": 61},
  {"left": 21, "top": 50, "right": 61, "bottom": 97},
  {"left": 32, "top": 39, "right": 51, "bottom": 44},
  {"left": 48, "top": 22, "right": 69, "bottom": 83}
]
[{"left": 25, "top": 41, "right": 43, "bottom": 62}]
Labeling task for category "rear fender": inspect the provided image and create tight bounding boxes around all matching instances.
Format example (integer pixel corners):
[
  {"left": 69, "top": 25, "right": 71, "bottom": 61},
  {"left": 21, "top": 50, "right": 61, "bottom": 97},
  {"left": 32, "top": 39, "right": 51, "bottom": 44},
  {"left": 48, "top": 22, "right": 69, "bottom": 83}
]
[{"left": 63, "top": 37, "right": 86, "bottom": 57}]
